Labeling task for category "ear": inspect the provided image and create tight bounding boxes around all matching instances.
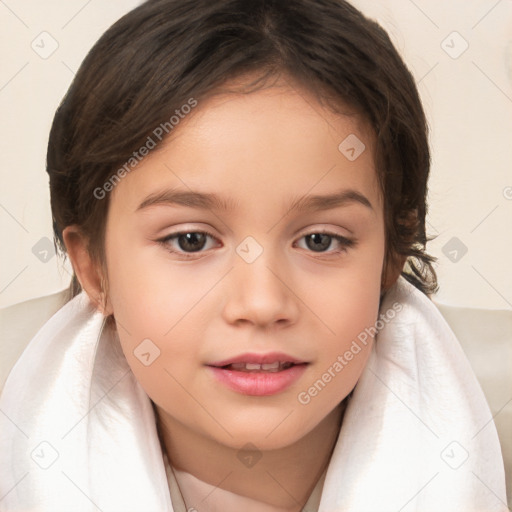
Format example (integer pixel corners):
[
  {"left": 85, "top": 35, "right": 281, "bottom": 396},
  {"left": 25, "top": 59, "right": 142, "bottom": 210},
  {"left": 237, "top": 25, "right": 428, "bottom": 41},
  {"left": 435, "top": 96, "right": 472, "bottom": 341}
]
[
  {"left": 62, "top": 225, "right": 113, "bottom": 316},
  {"left": 381, "top": 250, "right": 406, "bottom": 295}
]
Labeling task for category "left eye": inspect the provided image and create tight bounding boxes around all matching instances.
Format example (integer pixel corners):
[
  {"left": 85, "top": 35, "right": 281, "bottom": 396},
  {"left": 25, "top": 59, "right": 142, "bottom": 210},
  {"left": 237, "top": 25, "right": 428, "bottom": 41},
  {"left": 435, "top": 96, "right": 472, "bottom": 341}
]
[{"left": 295, "top": 232, "right": 355, "bottom": 254}]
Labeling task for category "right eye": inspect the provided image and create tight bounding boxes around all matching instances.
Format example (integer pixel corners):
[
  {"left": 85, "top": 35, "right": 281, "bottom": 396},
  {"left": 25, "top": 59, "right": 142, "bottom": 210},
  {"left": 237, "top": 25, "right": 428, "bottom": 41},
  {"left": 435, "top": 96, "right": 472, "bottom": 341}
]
[{"left": 158, "top": 230, "right": 220, "bottom": 257}]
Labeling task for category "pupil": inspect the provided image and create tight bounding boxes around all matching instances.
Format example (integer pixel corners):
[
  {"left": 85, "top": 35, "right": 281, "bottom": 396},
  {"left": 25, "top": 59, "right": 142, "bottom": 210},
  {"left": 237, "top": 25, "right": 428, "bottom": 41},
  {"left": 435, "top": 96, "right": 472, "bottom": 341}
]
[
  {"left": 306, "top": 233, "right": 330, "bottom": 252},
  {"left": 179, "top": 232, "right": 206, "bottom": 252}
]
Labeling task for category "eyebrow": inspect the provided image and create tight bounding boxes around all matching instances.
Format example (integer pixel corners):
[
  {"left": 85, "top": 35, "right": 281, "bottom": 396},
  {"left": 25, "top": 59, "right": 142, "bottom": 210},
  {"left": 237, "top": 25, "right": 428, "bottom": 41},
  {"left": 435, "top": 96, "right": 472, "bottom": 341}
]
[
  {"left": 288, "top": 189, "right": 373, "bottom": 213},
  {"left": 136, "top": 188, "right": 373, "bottom": 213},
  {"left": 137, "top": 189, "right": 238, "bottom": 212}
]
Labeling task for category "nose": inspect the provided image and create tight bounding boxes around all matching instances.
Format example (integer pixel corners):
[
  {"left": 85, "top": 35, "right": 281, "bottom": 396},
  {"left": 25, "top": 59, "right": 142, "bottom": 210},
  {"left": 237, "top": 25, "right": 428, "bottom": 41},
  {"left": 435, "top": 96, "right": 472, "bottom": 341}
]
[{"left": 221, "top": 249, "right": 300, "bottom": 329}]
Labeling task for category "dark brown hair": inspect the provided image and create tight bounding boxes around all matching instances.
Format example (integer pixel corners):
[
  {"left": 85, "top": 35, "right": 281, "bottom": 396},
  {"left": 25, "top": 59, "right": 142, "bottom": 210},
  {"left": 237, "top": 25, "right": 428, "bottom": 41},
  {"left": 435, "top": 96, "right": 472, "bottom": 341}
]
[{"left": 47, "top": 0, "right": 438, "bottom": 300}]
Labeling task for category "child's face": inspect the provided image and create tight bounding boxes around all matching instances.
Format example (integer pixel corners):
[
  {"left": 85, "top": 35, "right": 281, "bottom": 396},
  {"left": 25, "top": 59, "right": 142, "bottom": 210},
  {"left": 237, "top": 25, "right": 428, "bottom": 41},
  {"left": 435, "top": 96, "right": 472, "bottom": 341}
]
[{"left": 104, "top": 81, "right": 385, "bottom": 450}]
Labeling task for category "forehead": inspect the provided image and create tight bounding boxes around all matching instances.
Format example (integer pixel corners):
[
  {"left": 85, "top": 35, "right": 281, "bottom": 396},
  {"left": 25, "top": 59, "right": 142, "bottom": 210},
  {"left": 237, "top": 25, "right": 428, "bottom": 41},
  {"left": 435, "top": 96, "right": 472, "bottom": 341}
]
[{"left": 109, "top": 82, "right": 382, "bottom": 217}]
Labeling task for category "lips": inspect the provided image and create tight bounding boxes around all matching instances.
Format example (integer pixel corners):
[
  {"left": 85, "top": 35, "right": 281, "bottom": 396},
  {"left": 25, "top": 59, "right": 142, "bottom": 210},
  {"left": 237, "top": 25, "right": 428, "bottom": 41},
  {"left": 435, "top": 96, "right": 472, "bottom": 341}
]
[{"left": 206, "top": 352, "right": 309, "bottom": 396}]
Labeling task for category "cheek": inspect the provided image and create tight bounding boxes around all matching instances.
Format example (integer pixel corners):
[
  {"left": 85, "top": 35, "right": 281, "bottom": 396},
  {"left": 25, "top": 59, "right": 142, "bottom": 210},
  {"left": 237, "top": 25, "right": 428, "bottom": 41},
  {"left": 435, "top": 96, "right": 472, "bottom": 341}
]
[
  {"left": 103, "top": 235, "right": 218, "bottom": 397},
  {"left": 296, "top": 284, "right": 379, "bottom": 426},
  {"left": 104, "top": 229, "right": 206, "bottom": 336},
  {"left": 312, "top": 234, "right": 385, "bottom": 342},
  {"left": 301, "top": 239, "right": 384, "bottom": 404},
  {"left": 100, "top": 239, "right": 171, "bottom": 379}
]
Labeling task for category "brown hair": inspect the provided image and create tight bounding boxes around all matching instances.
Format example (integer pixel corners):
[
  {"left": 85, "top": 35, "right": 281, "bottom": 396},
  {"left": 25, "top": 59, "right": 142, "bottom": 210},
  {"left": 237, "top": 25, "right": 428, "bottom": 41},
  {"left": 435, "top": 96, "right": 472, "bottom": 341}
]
[{"left": 47, "top": 0, "right": 438, "bottom": 301}]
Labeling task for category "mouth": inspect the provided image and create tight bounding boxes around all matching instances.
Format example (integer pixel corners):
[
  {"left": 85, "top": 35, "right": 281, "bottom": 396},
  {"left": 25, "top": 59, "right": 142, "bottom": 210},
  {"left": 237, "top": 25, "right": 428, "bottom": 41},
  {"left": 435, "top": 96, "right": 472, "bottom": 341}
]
[
  {"left": 206, "top": 353, "right": 309, "bottom": 396},
  {"left": 216, "top": 361, "right": 299, "bottom": 373}
]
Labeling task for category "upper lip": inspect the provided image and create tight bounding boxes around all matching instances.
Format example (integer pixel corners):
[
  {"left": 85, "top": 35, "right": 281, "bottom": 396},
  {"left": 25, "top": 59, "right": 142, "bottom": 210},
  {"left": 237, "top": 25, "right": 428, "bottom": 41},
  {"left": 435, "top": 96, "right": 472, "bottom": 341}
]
[{"left": 207, "top": 352, "right": 307, "bottom": 367}]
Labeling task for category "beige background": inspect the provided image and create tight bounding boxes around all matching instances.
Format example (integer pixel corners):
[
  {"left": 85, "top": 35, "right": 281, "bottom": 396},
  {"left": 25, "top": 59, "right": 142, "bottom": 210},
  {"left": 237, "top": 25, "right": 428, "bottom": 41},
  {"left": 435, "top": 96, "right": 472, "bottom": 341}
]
[{"left": 0, "top": 0, "right": 511, "bottom": 311}]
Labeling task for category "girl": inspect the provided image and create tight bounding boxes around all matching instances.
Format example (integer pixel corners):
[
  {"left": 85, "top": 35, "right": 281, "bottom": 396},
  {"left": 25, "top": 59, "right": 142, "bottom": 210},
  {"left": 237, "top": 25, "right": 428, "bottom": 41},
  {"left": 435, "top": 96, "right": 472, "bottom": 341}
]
[{"left": 0, "top": 0, "right": 507, "bottom": 510}]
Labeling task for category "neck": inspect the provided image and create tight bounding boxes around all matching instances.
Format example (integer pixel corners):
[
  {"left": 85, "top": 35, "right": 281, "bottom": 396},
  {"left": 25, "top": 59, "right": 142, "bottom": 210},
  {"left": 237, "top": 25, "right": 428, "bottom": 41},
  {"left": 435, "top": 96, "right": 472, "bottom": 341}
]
[{"left": 155, "top": 401, "right": 346, "bottom": 511}]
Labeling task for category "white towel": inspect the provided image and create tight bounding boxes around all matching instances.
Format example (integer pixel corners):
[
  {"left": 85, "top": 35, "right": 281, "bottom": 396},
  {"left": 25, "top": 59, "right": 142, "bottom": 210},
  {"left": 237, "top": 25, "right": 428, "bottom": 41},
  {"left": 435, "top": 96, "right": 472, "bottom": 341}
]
[{"left": 0, "top": 276, "right": 507, "bottom": 511}]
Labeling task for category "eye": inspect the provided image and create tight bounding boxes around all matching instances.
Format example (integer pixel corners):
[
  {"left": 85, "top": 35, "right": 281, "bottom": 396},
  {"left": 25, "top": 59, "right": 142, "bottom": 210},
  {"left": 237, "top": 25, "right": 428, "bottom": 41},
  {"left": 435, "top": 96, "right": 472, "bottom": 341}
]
[
  {"left": 158, "top": 230, "right": 219, "bottom": 257},
  {"left": 294, "top": 231, "right": 355, "bottom": 255},
  {"left": 157, "top": 229, "right": 355, "bottom": 258}
]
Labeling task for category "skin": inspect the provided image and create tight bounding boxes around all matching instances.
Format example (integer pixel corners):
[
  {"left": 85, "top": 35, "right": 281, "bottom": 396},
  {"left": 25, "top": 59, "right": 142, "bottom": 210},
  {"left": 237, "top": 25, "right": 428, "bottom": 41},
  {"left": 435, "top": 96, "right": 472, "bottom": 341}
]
[{"left": 64, "top": 78, "right": 402, "bottom": 511}]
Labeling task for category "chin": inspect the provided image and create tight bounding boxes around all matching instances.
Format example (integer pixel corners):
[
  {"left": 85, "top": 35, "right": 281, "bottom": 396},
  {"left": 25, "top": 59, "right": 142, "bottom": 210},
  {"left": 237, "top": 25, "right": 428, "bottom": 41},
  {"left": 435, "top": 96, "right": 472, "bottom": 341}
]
[{"left": 206, "top": 405, "right": 334, "bottom": 451}]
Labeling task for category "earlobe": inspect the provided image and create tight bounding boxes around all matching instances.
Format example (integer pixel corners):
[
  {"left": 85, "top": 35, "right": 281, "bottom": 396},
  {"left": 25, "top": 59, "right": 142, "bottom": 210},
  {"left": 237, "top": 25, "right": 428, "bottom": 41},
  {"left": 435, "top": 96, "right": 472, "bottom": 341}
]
[{"left": 62, "top": 226, "right": 113, "bottom": 316}]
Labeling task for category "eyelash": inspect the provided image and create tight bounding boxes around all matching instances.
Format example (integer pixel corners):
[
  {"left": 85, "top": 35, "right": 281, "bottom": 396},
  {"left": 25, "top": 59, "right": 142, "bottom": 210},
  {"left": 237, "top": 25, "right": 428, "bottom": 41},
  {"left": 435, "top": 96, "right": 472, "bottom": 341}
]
[{"left": 157, "top": 229, "right": 356, "bottom": 259}]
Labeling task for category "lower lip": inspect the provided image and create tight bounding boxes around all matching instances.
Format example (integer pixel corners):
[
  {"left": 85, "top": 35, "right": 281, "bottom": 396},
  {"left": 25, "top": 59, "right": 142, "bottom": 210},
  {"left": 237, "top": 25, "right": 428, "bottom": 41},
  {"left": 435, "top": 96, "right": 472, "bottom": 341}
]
[{"left": 208, "top": 364, "right": 308, "bottom": 396}]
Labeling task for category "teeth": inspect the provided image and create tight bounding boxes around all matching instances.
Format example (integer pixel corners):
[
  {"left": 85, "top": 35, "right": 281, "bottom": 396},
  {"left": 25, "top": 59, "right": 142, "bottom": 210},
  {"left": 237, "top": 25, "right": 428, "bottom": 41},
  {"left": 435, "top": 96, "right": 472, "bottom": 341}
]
[{"left": 227, "top": 362, "right": 294, "bottom": 372}]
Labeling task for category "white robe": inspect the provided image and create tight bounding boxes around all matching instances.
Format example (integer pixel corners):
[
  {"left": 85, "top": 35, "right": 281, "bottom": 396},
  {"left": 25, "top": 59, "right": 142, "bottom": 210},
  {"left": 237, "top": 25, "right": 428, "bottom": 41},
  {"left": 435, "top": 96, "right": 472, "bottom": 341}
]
[{"left": 0, "top": 276, "right": 507, "bottom": 511}]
